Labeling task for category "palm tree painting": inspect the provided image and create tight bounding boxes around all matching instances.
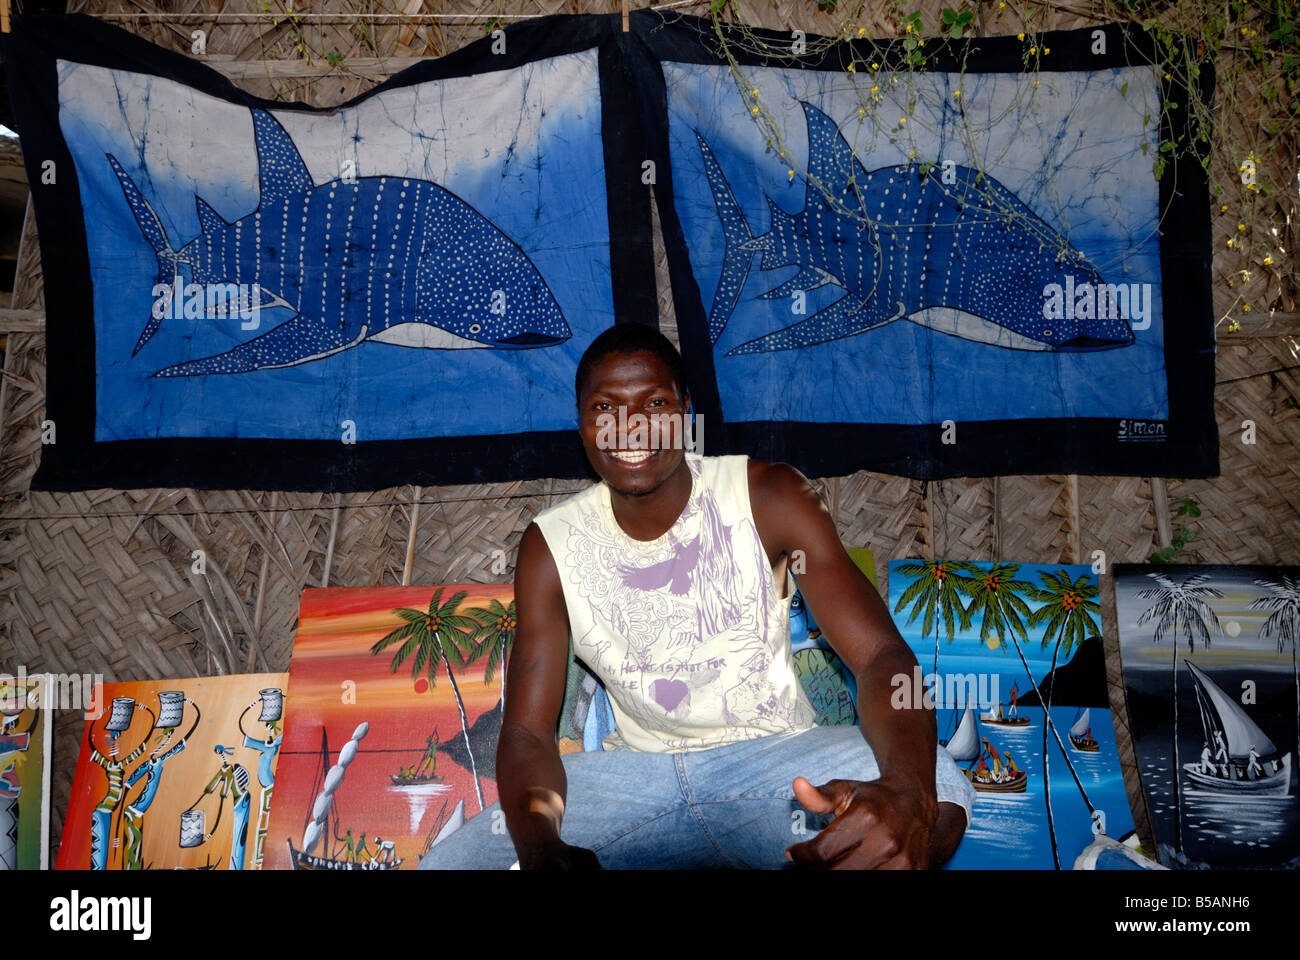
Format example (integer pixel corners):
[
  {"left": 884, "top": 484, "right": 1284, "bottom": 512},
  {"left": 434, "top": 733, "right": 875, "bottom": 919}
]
[
  {"left": 1133, "top": 571, "right": 1223, "bottom": 854},
  {"left": 1252, "top": 575, "right": 1300, "bottom": 773},
  {"left": 1025, "top": 569, "right": 1102, "bottom": 869},
  {"left": 1116, "top": 564, "right": 1300, "bottom": 868},
  {"left": 465, "top": 598, "right": 517, "bottom": 710},
  {"left": 370, "top": 588, "right": 486, "bottom": 812},
  {"left": 892, "top": 560, "right": 979, "bottom": 683},
  {"left": 888, "top": 559, "right": 1134, "bottom": 869}
]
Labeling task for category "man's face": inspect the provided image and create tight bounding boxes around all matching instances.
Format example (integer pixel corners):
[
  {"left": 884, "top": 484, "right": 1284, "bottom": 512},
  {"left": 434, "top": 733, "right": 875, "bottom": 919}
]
[{"left": 577, "top": 350, "right": 689, "bottom": 498}]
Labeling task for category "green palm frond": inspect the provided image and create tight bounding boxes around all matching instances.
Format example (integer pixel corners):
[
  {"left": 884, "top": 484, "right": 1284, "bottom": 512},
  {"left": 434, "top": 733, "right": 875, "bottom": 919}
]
[{"left": 369, "top": 615, "right": 421, "bottom": 655}]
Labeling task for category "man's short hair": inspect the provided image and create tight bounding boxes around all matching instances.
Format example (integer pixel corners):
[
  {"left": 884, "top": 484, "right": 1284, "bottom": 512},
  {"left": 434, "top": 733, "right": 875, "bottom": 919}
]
[{"left": 574, "top": 323, "right": 687, "bottom": 402}]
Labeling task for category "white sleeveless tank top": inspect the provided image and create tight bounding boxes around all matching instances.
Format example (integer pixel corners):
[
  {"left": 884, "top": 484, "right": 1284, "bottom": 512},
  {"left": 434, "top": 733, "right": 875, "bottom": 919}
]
[{"left": 534, "top": 453, "right": 816, "bottom": 752}]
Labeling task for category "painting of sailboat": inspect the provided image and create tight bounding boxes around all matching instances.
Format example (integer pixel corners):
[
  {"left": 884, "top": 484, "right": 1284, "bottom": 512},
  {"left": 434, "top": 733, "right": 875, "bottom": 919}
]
[
  {"left": 284, "top": 722, "right": 404, "bottom": 870},
  {"left": 1114, "top": 564, "right": 1300, "bottom": 869},
  {"left": 890, "top": 559, "right": 1135, "bottom": 869},
  {"left": 264, "top": 585, "right": 512, "bottom": 870},
  {"left": 944, "top": 706, "right": 1028, "bottom": 793},
  {"left": 1070, "top": 709, "right": 1099, "bottom": 752}
]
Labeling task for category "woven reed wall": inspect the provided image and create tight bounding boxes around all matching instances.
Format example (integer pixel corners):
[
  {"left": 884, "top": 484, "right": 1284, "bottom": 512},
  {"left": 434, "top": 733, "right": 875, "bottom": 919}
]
[{"left": 2, "top": 0, "right": 1297, "bottom": 864}]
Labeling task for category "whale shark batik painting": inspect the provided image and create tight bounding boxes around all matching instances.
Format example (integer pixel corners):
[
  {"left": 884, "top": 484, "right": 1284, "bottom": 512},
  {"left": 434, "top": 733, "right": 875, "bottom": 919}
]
[
  {"left": 5, "top": 14, "right": 654, "bottom": 490},
  {"left": 633, "top": 14, "right": 1217, "bottom": 479}
]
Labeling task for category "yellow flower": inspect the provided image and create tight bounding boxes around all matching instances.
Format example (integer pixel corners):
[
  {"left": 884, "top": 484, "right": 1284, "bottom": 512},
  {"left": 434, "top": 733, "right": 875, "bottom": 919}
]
[
  {"left": 848, "top": 63, "right": 856, "bottom": 71},
  {"left": 871, "top": 62, "right": 879, "bottom": 69},
  {"left": 1250, "top": 29, "right": 1256, "bottom": 37},
  {"left": 1246, "top": 183, "right": 1257, "bottom": 191},
  {"left": 899, "top": 117, "right": 907, "bottom": 124},
  {"left": 999, "top": 2, "right": 1006, "bottom": 7},
  {"left": 909, "top": 150, "right": 916, "bottom": 158},
  {"left": 1033, "top": 79, "right": 1040, "bottom": 87},
  {"left": 919, "top": 39, "right": 926, "bottom": 47},
  {"left": 1238, "top": 223, "right": 1246, "bottom": 232},
  {"left": 906, "top": 24, "right": 913, "bottom": 33},
  {"left": 1228, "top": 320, "right": 1240, "bottom": 332},
  {"left": 1264, "top": 255, "right": 1274, "bottom": 265},
  {"left": 1220, "top": 204, "right": 1228, "bottom": 212},
  {"left": 1227, "top": 279, "right": 1234, "bottom": 287},
  {"left": 1164, "top": 73, "right": 1171, "bottom": 81},
  {"left": 1227, "top": 238, "right": 1235, "bottom": 248},
  {"left": 860, "top": 108, "right": 865, "bottom": 115},
  {"left": 858, "top": 27, "right": 866, "bottom": 35},
  {"left": 1030, "top": 46, "right": 1037, "bottom": 54},
  {"left": 1240, "top": 27, "right": 1247, "bottom": 35},
  {"left": 752, "top": 107, "right": 759, "bottom": 115},
  {"left": 788, "top": 169, "right": 795, "bottom": 180},
  {"left": 1240, "top": 270, "right": 1251, "bottom": 280},
  {"left": 1044, "top": 47, "right": 1050, "bottom": 54},
  {"left": 1018, "top": 32, "right": 1025, "bottom": 40},
  {"left": 871, "top": 85, "right": 879, "bottom": 93},
  {"left": 954, "top": 90, "right": 962, "bottom": 98},
  {"left": 751, "top": 88, "right": 759, "bottom": 97},
  {"left": 1243, "top": 302, "right": 1251, "bottom": 311}
]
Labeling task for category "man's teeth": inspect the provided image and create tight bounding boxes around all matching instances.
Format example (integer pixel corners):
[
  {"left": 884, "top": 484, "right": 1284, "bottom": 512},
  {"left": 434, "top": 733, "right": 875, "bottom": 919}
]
[{"left": 610, "top": 450, "right": 653, "bottom": 463}]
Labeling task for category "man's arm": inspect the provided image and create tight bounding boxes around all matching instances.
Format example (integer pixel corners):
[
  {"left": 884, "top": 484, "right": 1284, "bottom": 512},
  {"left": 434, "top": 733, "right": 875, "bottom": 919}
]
[
  {"left": 748, "top": 460, "right": 966, "bottom": 868},
  {"left": 497, "top": 522, "right": 601, "bottom": 869}
]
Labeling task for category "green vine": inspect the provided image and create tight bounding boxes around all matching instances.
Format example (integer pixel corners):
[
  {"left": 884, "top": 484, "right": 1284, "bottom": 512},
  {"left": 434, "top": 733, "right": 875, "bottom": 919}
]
[
  {"left": 1149, "top": 497, "right": 1201, "bottom": 563},
  {"left": 700, "top": 0, "right": 1296, "bottom": 326}
]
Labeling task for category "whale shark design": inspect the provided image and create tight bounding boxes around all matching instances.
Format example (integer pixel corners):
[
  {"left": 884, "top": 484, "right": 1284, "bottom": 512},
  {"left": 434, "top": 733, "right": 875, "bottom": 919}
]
[
  {"left": 698, "top": 102, "right": 1136, "bottom": 356},
  {"left": 108, "top": 108, "right": 571, "bottom": 377}
]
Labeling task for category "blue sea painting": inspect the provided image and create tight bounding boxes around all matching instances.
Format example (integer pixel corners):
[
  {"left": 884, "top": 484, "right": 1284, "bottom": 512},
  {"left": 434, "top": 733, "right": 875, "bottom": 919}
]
[
  {"left": 664, "top": 63, "right": 1166, "bottom": 427},
  {"left": 56, "top": 54, "right": 612, "bottom": 442},
  {"left": 1115, "top": 564, "right": 1300, "bottom": 869},
  {"left": 887, "top": 559, "right": 1136, "bottom": 869}
]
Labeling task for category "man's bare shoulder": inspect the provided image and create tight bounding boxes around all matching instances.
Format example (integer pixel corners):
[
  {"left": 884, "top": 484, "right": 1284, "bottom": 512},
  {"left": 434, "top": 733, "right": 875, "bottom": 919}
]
[
  {"left": 746, "top": 457, "right": 822, "bottom": 510},
  {"left": 745, "top": 458, "right": 831, "bottom": 556}
]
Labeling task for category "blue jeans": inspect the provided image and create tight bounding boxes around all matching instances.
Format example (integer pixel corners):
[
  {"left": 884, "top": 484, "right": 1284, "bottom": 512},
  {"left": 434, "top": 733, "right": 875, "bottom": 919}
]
[{"left": 418, "top": 725, "right": 975, "bottom": 869}]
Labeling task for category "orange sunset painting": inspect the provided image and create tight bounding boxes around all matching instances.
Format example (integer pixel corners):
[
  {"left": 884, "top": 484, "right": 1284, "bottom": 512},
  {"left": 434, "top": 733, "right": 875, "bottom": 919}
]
[{"left": 264, "top": 584, "right": 513, "bottom": 870}]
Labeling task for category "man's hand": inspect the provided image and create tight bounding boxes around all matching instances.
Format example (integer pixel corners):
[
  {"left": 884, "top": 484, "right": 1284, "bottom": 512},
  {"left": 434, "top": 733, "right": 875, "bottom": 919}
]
[
  {"left": 518, "top": 838, "right": 603, "bottom": 871},
  {"left": 785, "top": 775, "right": 938, "bottom": 870}
]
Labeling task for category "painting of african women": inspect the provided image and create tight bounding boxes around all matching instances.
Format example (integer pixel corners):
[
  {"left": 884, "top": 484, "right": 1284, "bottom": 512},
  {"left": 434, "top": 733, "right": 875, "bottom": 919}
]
[
  {"left": 1115, "top": 564, "right": 1299, "bottom": 868},
  {"left": 57, "top": 674, "right": 287, "bottom": 870},
  {"left": 889, "top": 560, "right": 1133, "bottom": 868},
  {"left": 265, "top": 586, "right": 512, "bottom": 869}
]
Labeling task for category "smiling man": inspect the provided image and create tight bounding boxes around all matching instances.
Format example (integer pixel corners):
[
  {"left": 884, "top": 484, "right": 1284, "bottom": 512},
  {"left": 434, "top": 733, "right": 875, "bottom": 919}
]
[{"left": 419, "top": 323, "right": 974, "bottom": 869}]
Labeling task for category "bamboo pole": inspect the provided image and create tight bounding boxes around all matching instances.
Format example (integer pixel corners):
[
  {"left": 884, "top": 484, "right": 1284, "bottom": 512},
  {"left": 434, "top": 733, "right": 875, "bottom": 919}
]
[
  {"left": 402, "top": 485, "right": 422, "bottom": 587},
  {"left": 1150, "top": 477, "right": 1172, "bottom": 550},
  {"left": 249, "top": 491, "right": 278, "bottom": 671},
  {"left": 991, "top": 475, "right": 1001, "bottom": 562},
  {"left": 321, "top": 498, "right": 341, "bottom": 588},
  {"left": 1068, "top": 474, "right": 1081, "bottom": 563}
]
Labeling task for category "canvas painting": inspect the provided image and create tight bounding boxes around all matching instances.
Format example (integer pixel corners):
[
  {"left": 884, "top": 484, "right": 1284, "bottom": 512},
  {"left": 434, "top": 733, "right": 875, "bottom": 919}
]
[
  {"left": 633, "top": 14, "right": 1216, "bottom": 479},
  {"left": 888, "top": 559, "right": 1134, "bottom": 868},
  {"left": 1114, "top": 564, "right": 1299, "bottom": 868},
  {"left": 4, "top": 13, "right": 652, "bottom": 490},
  {"left": 787, "top": 547, "right": 876, "bottom": 726},
  {"left": 1, "top": 672, "right": 52, "bottom": 870},
  {"left": 56, "top": 673, "right": 287, "bottom": 870},
  {"left": 265, "top": 585, "right": 513, "bottom": 870}
]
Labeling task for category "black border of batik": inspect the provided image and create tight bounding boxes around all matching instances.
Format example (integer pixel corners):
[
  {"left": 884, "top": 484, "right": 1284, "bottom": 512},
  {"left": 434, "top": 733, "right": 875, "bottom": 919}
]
[
  {"left": 3, "top": 12, "right": 656, "bottom": 491},
  {"left": 626, "top": 11, "right": 1219, "bottom": 479}
]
